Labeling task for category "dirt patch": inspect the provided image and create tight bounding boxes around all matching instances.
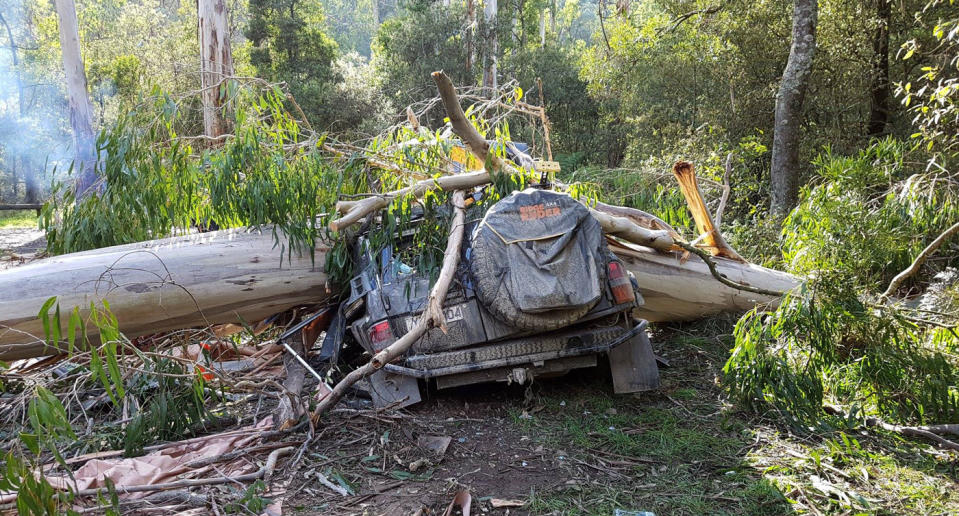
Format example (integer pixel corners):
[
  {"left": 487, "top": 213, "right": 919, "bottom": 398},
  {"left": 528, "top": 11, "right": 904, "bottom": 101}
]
[
  {"left": 283, "top": 384, "right": 572, "bottom": 515},
  {"left": 0, "top": 227, "right": 45, "bottom": 270}
]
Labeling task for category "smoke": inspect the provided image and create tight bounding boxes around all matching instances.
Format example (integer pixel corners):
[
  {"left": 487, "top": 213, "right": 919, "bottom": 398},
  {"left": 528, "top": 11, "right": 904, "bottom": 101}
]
[{"left": 0, "top": 0, "right": 75, "bottom": 203}]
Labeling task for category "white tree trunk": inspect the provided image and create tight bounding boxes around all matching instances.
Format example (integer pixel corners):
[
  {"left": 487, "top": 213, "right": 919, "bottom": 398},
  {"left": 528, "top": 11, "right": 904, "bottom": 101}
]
[
  {"left": 0, "top": 229, "right": 798, "bottom": 361},
  {"left": 198, "top": 0, "right": 234, "bottom": 139},
  {"left": 53, "top": 0, "right": 97, "bottom": 196},
  {"left": 540, "top": 9, "right": 546, "bottom": 47},
  {"left": 483, "top": 0, "right": 498, "bottom": 90},
  {"left": 466, "top": 0, "right": 476, "bottom": 75}
]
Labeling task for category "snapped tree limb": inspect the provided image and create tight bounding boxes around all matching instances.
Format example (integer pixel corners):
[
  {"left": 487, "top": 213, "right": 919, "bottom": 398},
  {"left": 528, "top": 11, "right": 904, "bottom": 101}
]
[
  {"left": 672, "top": 161, "right": 744, "bottom": 262},
  {"left": 313, "top": 190, "right": 467, "bottom": 419}
]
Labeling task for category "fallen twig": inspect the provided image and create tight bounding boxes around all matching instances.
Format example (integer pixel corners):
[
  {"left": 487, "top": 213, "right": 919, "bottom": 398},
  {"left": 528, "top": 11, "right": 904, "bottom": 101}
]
[{"left": 823, "top": 405, "right": 959, "bottom": 452}]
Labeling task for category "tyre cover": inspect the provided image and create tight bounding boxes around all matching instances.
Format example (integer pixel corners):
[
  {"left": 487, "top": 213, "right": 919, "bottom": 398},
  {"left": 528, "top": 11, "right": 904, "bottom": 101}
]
[{"left": 470, "top": 189, "right": 606, "bottom": 327}]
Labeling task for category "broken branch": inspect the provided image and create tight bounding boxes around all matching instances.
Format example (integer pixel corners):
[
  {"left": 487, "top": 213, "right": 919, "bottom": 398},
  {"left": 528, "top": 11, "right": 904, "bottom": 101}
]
[
  {"left": 715, "top": 152, "right": 733, "bottom": 227},
  {"left": 881, "top": 221, "right": 959, "bottom": 299},
  {"left": 313, "top": 190, "right": 467, "bottom": 420},
  {"left": 432, "top": 71, "right": 675, "bottom": 252},
  {"left": 672, "top": 161, "right": 744, "bottom": 262},
  {"left": 674, "top": 240, "right": 786, "bottom": 297},
  {"left": 823, "top": 405, "right": 959, "bottom": 452}
]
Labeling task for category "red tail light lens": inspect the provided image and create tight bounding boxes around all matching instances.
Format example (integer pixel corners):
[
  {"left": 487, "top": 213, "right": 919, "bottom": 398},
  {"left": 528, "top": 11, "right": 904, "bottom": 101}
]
[
  {"left": 368, "top": 320, "right": 393, "bottom": 349},
  {"left": 608, "top": 261, "right": 634, "bottom": 305}
]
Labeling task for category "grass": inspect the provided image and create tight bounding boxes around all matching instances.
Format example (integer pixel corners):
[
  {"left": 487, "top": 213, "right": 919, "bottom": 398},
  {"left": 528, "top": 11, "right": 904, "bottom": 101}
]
[
  {"left": 511, "top": 319, "right": 959, "bottom": 515},
  {"left": 0, "top": 209, "right": 39, "bottom": 228}
]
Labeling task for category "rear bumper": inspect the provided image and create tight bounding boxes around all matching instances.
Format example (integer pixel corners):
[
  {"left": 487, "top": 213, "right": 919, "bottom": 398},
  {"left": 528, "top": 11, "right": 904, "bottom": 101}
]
[{"left": 384, "top": 321, "right": 647, "bottom": 379}]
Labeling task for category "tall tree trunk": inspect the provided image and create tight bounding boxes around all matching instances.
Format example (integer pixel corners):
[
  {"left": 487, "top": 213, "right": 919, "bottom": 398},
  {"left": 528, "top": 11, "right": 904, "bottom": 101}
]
[
  {"left": 53, "top": 0, "right": 97, "bottom": 197},
  {"left": 550, "top": 0, "right": 556, "bottom": 34},
  {"left": 770, "top": 0, "right": 817, "bottom": 218},
  {"left": 198, "top": 0, "right": 234, "bottom": 139},
  {"left": 539, "top": 9, "right": 546, "bottom": 47},
  {"left": 482, "top": 0, "right": 497, "bottom": 90},
  {"left": 868, "top": 0, "right": 891, "bottom": 136},
  {"left": 373, "top": 0, "right": 381, "bottom": 24},
  {"left": 466, "top": 0, "right": 475, "bottom": 75}
]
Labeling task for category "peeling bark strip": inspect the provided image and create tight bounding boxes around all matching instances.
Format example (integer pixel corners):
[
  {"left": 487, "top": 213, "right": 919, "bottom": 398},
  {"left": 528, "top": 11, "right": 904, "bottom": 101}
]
[
  {"left": 53, "top": 0, "right": 97, "bottom": 196},
  {"left": 198, "top": 0, "right": 234, "bottom": 139},
  {"left": 770, "top": 0, "right": 817, "bottom": 217}
]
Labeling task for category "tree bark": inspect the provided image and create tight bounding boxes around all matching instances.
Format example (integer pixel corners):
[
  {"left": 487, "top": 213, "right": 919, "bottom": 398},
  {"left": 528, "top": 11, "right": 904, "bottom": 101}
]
[
  {"left": 483, "top": 0, "right": 498, "bottom": 90},
  {"left": 0, "top": 228, "right": 330, "bottom": 361},
  {"left": 770, "top": 0, "right": 817, "bottom": 218},
  {"left": 466, "top": 0, "right": 475, "bottom": 75},
  {"left": 868, "top": 0, "right": 891, "bottom": 136},
  {"left": 198, "top": 0, "right": 234, "bottom": 139},
  {"left": 53, "top": 0, "right": 97, "bottom": 197}
]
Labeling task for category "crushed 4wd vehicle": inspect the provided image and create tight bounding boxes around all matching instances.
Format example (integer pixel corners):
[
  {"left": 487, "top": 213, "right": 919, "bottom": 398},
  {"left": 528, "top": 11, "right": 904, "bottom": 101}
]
[{"left": 320, "top": 186, "right": 661, "bottom": 409}]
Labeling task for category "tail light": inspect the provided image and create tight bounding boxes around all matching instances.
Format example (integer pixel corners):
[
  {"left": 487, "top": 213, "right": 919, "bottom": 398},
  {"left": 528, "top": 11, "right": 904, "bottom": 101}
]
[
  {"left": 368, "top": 320, "right": 394, "bottom": 349},
  {"left": 608, "top": 261, "right": 635, "bottom": 305}
]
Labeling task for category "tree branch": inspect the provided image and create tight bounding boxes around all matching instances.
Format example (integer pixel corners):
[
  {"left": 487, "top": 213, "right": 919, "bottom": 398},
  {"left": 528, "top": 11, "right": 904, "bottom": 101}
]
[
  {"left": 674, "top": 241, "right": 786, "bottom": 297},
  {"left": 715, "top": 152, "right": 733, "bottom": 227},
  {"left": 313, "top": 191, "right": 467, "bottom": 420},
  {"left": 882, "top": 221, "right": 959, "bottom": 299}
]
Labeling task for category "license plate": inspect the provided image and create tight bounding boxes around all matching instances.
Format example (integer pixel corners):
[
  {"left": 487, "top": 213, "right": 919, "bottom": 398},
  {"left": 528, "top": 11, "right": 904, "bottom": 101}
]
[{"left": 405, "top": 304, "right": 465, "bottom": 332}]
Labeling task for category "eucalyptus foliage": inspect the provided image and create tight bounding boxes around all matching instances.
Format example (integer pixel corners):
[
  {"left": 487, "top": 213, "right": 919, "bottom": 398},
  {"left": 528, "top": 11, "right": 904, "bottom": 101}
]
[
  {"left": 725, "top": 275, "right": 959, "bottom": 428},
  {"left": 41, "top": 83, "right": 356, "bottom": 263},
  {"left": 782, "top": 138, "right": 959, "bottom": 291},
  {"left": 726, "top": 139, "right": 959, "bottom": 428}
]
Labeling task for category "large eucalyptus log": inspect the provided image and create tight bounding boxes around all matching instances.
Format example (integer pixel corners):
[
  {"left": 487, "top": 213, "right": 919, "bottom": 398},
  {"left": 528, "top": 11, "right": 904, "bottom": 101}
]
[
  {"left": 0, "top": 226, "right": 796, "bottom": 361},
  {"left": 0, "top": 228, "right": 329, "bottom": 361}
]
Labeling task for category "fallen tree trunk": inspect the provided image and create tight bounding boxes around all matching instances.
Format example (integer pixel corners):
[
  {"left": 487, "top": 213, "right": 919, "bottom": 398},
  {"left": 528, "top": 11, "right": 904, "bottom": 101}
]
[
  {"left": 0, "top": 73, "right": 800, "bottom": 361},
  {"left": 0, "top": 228, "right": 330, "bottom": 361},
  {"left": 609, "top": 242, "right": 797, "bottom": 322},
  {"left": 0, "top": 227, "right": 795, "bottom": 361}
]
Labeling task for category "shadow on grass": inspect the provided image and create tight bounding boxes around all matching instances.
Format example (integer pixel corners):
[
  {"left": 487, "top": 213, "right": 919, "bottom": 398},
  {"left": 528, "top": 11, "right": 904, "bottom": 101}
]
[{"left": 487, "top": 317, "right": 959, "bottom": 515}]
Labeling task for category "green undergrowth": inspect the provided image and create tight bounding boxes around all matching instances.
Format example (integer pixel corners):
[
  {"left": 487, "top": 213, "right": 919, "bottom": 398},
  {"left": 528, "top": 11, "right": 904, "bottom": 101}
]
[
  {"left": 0, "top": 210, "right": 37, "bottom": 229},
  {"left": 726, "top": 274, "right": 959, "bottom": 429},
  {"left": 0, "top": 299, "right": 219, "bottom": 515},
  {"left": 782, "top": 138, "right": 959, "bottom": 292},
  {"left": 515, "top": 324, "right": 791, "bottom": 516},
  {"left": 724, "top": 139, "right": 959, "bottom": 433}
]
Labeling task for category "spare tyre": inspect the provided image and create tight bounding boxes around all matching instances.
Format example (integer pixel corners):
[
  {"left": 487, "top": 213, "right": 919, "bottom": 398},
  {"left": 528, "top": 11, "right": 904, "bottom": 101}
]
[{"left": 469, "top": 188, "right": 609, "bottom": 331}]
